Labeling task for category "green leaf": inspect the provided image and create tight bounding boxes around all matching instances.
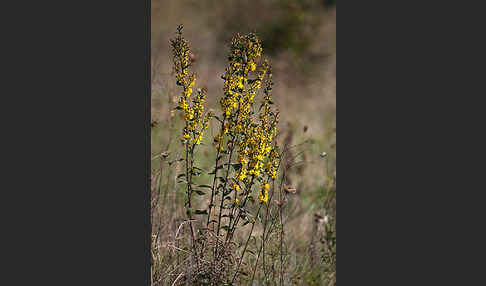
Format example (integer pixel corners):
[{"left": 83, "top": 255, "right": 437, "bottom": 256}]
[
  {"left": 194, "top": 210, "right": 208, "bottom": 215},
  {"left": 198, "top": 184, "right": 213, "bottom": 189},
  {"left": 208, "top": 165, "right": 223, "bottom": 175},
  {"left": 223, "top": 189, "right": 233, "bottom": 196},
  {"left": 232, "top": 163, "right": 242, "bottom": 171},
  {"left": 213, "top": 115, "right": 223, "bottom": 123}
]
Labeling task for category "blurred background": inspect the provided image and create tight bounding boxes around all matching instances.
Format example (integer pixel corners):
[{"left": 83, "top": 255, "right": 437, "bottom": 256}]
[
  {"left": 151, "top": 0, "right": 335, "bottom": 284},
  {"left": 152, "top": 0, "right": 335, "bottom": 180}
]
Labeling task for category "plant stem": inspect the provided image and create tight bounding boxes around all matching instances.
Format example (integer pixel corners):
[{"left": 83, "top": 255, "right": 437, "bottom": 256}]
[
  {"left": 279, "top": 171, "right": 285, "bottom": 286},
  {"left": 225, "top": 176, "right": 255, "bottom": 244},
  {"left": 206, "top": 118, "right": 225, "bottom": 229},
  {"left": 216, "top": 133, "right": 238, "bottom": 237},
  {"left": 250, "top": 177, "right": 276, "bottom": 285},
  {"left": 216, "top": 102, "right": 242, "bottom": 238},
  {"left": 231, "top": 203, "right": 263, "bottom": 284},
  {"left": 185, "top": 137, "right": 197, "bottom": 262}
]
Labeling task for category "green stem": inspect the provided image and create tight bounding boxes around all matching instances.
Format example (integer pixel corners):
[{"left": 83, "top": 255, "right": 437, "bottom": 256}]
[
  {"left": 231, "top": 203, "right": 263, "bottom": 284},
  {"left": 206, "top": 119, "right": 225, "bottom": 229}
]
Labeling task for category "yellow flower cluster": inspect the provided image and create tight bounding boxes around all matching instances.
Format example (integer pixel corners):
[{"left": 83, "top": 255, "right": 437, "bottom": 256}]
[
  {"left": 215, "top": 33, "right": 266, "bottom": 153},
  {"left": 216, "top": 33, "right": 280, "bottom": 205},
  {"left": 171, "top": 25, "right": 212, "bottom": 145},
  {"left": 239, "top": 68, "right": 279, "bottom": 189},
  {"left": 265, "top": 146, "right": 279, "bottom": 179},
  {"left": 243, "top": 124, "right": 273, "bottom": 178},
  {"left": 220, "top": 33, "right": 263, "bottom": 120}
]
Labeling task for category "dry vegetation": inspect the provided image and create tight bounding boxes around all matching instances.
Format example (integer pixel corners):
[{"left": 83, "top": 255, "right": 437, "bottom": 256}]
[{"left": 151, "top": 1, "right": 335, "bottom": 285}]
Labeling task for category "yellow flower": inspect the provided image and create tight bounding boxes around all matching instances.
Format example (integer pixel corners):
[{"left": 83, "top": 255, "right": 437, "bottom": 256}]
[
  {"left": 263, "top": 183, "right": 270, "bottom": 191},
  {"left": 184, "top": 87, "right": 192, "bottom": 97},
  {"left": 238, "top": 168, "right": 247, "bottom": 181},
  {"left": 184, "top": 108, "right": 194, "bottom": 121},
  {"left": 236, "top": 75, "right": 244, "bottom": 89},
  {"left": 240, "top": 157, "right": 248, "bottom": 166},
  {"left": 235, "top": 198, "right": 239, "bottom": 204},
  {"left": 179, "top": 98, "right": 188, "bottom": 110},
  {"left": 270, "top": 170, "right": 276, "bottom": 179},
  {"left": 193, "top": 135, "right": 202, "bottom": 145},
  {"left": 188, "top": 74, "right": 196, "bottom": 88},
  {"left": 259, "top": 190, "right": 269, "bottom": 203},
  {"left": 233, "top": 183, "right": 240, "bottom": 191}
]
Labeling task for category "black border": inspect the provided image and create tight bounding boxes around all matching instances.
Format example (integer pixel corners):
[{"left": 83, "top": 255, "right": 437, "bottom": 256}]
[
  {"left": 9, "top": 0, "right": 486, "bottom": 284},
  {"left": 10, "top": 0, "right": 153, "bottom": 284},
  {"left": 144, "top": 0, "right": 151, "bottom": 284}
]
